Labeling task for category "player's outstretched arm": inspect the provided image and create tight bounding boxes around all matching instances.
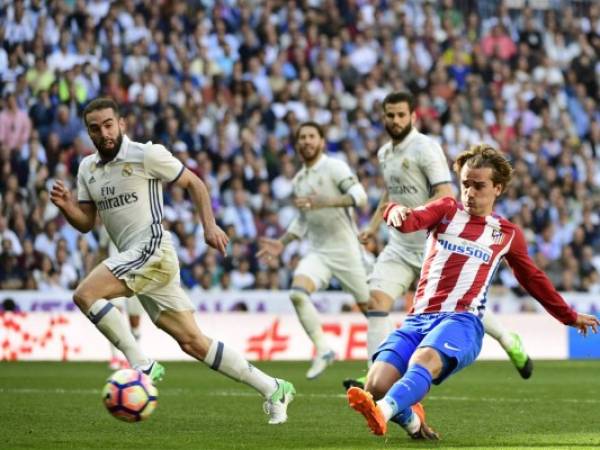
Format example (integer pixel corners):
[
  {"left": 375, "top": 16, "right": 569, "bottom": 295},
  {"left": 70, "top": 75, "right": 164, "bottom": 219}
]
[
  {"left": 572, "top": 313, "right": 599, "bottom": 337},
  {"left": 50, "top": 180, "right": 97, "bottom": 232},
  {"left": 174, "top": 168, "right": 229, "bottom": 255}
]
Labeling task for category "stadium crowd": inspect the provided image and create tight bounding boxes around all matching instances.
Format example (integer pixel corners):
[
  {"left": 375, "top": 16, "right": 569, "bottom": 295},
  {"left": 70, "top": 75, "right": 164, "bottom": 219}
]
[{"left": 1, "top": 0, "right": 600, "bottom": 306}]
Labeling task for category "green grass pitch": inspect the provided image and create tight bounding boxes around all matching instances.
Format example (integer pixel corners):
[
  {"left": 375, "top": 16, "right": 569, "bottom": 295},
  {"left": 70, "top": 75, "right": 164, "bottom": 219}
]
[{"left": 1, "top": 360, "right": 599, "bottom": 449}]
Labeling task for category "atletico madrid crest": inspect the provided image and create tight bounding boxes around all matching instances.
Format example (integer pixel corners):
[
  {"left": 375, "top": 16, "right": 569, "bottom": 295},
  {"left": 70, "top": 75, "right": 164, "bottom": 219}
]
[{"left": 491, "top": 229, "right": 504, "bottom": 245}]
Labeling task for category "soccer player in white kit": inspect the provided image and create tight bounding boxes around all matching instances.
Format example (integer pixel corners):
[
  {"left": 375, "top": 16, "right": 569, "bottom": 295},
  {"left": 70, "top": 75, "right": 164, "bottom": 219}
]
[
  {"left": 50, "top": 97, "right": 295, "bottom": 424},
  {"left": 257, "top": 121, "right": 370, "bottom": 379},
  {"left": 344, "top": 92, "right": 532, "bottom": 390}
]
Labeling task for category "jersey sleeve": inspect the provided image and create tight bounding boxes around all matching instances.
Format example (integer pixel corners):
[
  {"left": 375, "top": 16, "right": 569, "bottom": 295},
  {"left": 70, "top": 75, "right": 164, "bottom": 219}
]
[
  {"left": 330, "top": 159, "right": 360, "bottom": 193},
  {"left": 143, "top": 144, "right": 185, "bottom": 182},
  {"left": 77, "top": 162, "right": 93, "bottom": 203},
  {"left": 504, "top": 225, "right": 578, "bottom": 325},
  {"left": 384, "top": 196, "right": 456, "bottom": 232},
  {"left": 419, "top": 139, "right": 452, "bottom": 187}
]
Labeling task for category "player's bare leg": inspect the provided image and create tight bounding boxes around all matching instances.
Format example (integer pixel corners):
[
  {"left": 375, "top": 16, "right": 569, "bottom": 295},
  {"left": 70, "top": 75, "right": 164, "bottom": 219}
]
[
  {"left": 129, "top": 314, "right": 141, "bottom": 340},
  {"left": 155, "top": 309, "right": 295, "bottom": 424},
  {"left": 74, "top": 264, "right": 152, "bottom": 371},
  {"left": 290, "top": 275, "right": 335, "bottom": 379}
]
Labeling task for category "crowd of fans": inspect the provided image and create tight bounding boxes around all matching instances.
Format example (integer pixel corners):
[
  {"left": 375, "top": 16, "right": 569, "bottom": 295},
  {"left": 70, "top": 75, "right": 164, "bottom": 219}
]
[{"left": 1, "top": 0, "right": 600, "bottom": 306}]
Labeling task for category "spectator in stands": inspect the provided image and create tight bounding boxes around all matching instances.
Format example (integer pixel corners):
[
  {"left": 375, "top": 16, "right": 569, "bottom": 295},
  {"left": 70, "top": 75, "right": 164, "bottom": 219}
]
[
  {"left": 222, "top": 187, "right": 257, "bottom": 240},
  {"left": 0, "top": 240, "right": 25, "bottom": 289},
  {"left": 55, "top": 245, "right": 78, "bottom": 290},
  {"left": 49, "top": 104, "right": 83, "bottom": 148},
  {"left": 0, "top": 216, "right": 23, "bottom": 256},
  {"left": 33, "top": 220, "right": 60, "bottom": 260},
  {"left": 0, "top": 0, "right": 599, "bottom": 306},
  {"left": 0, "top": 92, "right": 31, "bottom": 152}
]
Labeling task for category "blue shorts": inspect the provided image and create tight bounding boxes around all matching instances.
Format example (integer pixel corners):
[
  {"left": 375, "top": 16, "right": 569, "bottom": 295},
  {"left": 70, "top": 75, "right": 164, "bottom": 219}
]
[{"left": 373, "top": 312, "right": 484, "bottom": 385}]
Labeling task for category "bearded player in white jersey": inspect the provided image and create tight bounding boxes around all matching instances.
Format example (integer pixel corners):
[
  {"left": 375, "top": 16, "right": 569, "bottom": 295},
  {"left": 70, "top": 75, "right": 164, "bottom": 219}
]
[
  {"left": 344, "top": 92, "right": 532, "bottom": 390},
  {"left": 50, "top": 97, "right": 295, "bottom": 424},
  {"left": 258, "top": 121, "right": 369, "bottom": 379}
]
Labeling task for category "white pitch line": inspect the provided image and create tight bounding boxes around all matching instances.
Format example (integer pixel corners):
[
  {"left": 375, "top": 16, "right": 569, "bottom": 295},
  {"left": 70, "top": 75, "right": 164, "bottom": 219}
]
[{"left": 2, "top": 387, "right": 599, "bottom": 405}]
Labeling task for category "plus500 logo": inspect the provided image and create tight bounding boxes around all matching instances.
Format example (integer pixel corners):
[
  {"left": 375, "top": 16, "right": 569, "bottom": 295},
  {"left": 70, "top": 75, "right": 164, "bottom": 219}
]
[{"left": 438, "top": 238, "right": 491, "bottom": 262}]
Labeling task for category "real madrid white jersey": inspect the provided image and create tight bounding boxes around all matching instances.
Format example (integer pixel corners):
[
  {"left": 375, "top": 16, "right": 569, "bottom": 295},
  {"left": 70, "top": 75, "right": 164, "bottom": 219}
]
[
  {"left": 77, "top": 135, "right": 184, "bottom": 252},
  {"left": 377, "top": 128, "right": 451, "bottom": 252},
  {"left": 287, "top": 154, "right": 364, "bottom": 257}
]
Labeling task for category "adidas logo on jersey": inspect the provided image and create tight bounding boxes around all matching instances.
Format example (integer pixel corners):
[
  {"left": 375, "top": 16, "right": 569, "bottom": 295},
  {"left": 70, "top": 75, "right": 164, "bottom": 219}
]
[{"left": 88, "top": 175, "right": 96, "bottom": 184}]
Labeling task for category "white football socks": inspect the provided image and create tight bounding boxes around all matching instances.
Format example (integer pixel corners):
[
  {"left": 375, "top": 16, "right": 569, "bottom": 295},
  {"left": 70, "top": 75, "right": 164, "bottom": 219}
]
[
  {"left": 130, "top": 325, "right": 141, "bottom": 341},
  {"left": 87, "top": 299, "right": 150, "bottom": 368},
  {"left": 203, "top": 339, "right": 278, "bottom": 397},
  {"left": 290, "top": 289, "right": 330, "bottom": 355},
  {"left": 481, "top": 310, "right": 514, "bottom": 350},
  {"left": 377, "top": 398, "right": 395, "bottom": 422},
  {"left": 367, "top": 312, "right": 394, "bottom": 364}
]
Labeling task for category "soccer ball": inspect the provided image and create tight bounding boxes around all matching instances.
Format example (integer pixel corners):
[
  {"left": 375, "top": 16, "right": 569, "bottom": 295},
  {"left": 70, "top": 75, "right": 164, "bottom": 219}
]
[{"left": 102, "top": 369, "right": 158, "bottom": 422}]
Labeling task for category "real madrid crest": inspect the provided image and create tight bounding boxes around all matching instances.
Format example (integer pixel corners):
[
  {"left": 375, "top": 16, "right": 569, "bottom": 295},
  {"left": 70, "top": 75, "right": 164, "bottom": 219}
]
[{"left": 122, "top": 163, "right": 133, "bottom": 177}]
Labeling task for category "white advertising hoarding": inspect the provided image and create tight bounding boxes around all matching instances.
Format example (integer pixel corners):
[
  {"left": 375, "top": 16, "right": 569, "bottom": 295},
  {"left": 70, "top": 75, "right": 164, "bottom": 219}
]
[
  {"left": 2, "top": 289, "right": 600, "bottom": 315},
  {"left": 0, "top": 312, "right": 567, "bottom": 361}
]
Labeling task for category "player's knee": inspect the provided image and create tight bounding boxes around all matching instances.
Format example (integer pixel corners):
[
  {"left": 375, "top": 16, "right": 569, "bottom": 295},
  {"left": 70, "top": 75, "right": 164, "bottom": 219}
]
[
  {"left": 73, "top": 286, "right": 95, "bottom": 312},
  {"left": 410, "top": 348, "right": 443, "bottom": 378}
]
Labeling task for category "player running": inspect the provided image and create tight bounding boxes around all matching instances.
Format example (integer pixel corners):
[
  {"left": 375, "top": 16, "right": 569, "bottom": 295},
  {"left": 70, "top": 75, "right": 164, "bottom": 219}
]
[
  {"left": 258, "top": 121, "right": 369, "bottom": 379},
  {"left": 50, "top": 97, "right": 295, "bottom": 424}
]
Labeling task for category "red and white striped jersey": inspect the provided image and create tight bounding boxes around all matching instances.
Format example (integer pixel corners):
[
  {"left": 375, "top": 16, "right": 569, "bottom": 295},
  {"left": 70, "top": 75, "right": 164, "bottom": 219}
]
[{"left": 383, "top": 197, "right": 577, "bottom": 325}]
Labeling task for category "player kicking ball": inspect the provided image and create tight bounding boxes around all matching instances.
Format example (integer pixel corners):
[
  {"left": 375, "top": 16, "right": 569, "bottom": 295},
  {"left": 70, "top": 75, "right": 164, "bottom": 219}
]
[
  {"left": 347, "top": 144, "right": 599, "bottom": 439},
  {"left": 344, "top": 91, "right": 532, "bottom": 392}
]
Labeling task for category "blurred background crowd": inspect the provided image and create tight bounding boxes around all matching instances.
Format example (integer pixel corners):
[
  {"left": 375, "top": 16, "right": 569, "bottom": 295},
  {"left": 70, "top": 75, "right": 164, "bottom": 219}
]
[{"left": 1, "top": 0, "right": 600, "bottom": 308}]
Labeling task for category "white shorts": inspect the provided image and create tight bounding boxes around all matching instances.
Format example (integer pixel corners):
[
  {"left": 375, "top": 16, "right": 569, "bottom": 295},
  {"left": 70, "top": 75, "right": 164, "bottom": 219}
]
[
  {"left": 295, "top": 251, "right": 369, "bottom": 304},
  {"left": 104, "top": 239, "right": 193, "bottom": 322},
  {"left": 111, "top": 296, "right": 144, "bottom": 316},
  {"left": 368, "top": 245, "right": 423, "bottom": 301}
]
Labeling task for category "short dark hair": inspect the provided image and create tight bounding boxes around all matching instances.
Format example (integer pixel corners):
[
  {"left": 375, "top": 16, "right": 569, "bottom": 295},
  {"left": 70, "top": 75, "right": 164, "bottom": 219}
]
[
  {"left": 382, "top": 91, "right": 415, "bottom": 112},
  {"left": 453, "top": 144, "right": 513, "bottom": 194},
  {"left": 82, "top": 97, "right": 120, "bottom": 126},
  {"left": 295, "top": 121, "right": 324, "bottom": 141}
]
